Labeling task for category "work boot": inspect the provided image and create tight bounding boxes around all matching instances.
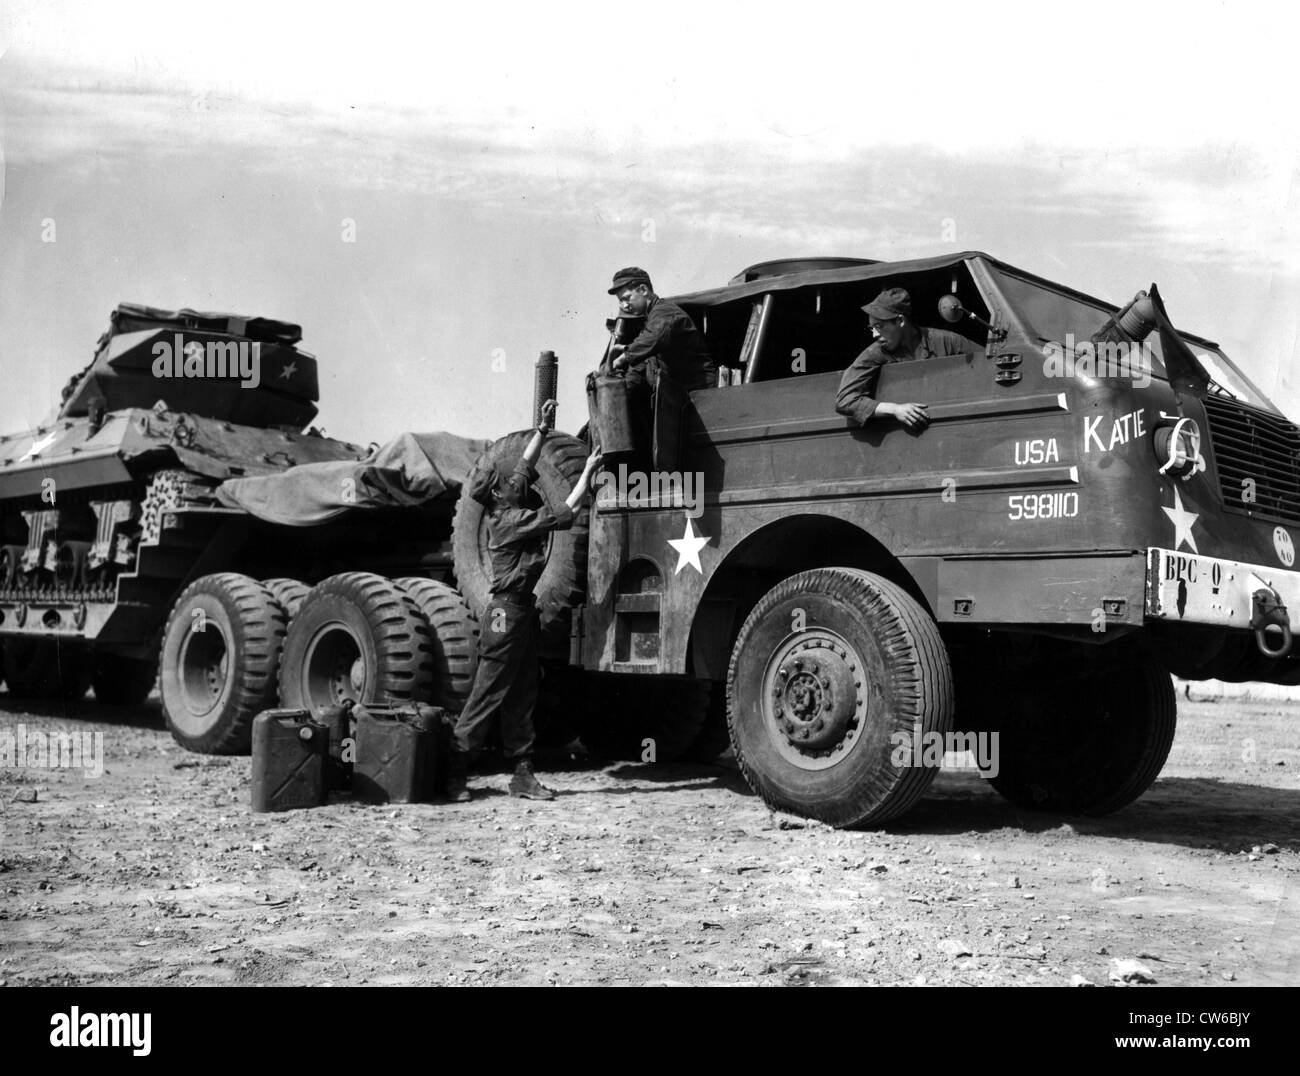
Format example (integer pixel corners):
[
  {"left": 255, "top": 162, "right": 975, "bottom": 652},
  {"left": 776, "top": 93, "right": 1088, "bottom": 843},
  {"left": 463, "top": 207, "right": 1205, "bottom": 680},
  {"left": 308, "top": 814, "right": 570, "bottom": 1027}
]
[
  {"left": 508, "top": 758, "right": 556, "bottom": 801},
  {"left": 444, "top": 751, "right": 471, "bottom": 803}
]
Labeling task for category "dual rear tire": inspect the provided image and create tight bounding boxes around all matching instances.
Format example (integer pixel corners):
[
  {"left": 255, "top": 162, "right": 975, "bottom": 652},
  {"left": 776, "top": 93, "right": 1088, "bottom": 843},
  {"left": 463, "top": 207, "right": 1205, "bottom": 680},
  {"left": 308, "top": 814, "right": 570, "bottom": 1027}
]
[
  {"left": 159, "top": 571, "right": 478, "bottom": 753},
  {"left": 979, "top": 659, "right": 1177, "bottom": 815}
]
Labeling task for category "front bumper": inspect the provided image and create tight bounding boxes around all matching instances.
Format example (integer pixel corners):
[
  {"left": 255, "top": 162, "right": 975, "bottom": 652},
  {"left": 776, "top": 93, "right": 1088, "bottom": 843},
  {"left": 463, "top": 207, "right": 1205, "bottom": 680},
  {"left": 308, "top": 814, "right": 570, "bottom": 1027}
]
[{"left": 1146, "top": 548, "right": 1296, "bottom": 653}]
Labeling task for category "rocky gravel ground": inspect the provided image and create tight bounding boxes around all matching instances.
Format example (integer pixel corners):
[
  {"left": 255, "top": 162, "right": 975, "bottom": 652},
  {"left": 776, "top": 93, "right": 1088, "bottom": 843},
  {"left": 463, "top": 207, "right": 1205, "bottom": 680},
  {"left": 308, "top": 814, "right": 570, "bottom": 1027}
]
[{"left": 1, "top": 693, "right": 1297, "bottom": 986}]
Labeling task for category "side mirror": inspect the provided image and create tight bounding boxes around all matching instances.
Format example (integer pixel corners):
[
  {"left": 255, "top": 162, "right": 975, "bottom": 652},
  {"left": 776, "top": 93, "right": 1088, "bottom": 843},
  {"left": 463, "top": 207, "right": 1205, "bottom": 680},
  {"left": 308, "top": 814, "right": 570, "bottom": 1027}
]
[
  {"left": 938, "top": 295, "right": 966, "bottom": 324},
  {"left": 937, "top": 294, "right": 1007, "bottom": 344}
]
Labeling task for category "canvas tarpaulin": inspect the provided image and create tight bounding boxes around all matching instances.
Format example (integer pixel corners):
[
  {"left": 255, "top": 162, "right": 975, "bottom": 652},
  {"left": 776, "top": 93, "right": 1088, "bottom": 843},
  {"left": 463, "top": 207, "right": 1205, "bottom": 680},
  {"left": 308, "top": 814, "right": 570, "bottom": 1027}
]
[{"left": 215, "top": 431, "right": 491, "bottom": 525}]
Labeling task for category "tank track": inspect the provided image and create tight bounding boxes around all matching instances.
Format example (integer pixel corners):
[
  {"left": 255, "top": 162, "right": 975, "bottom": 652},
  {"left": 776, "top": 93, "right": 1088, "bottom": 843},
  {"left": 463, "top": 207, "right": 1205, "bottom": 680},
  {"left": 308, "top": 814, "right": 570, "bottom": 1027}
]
[{"left": 0, "top": 468, "right": 217, "bottom": 607}]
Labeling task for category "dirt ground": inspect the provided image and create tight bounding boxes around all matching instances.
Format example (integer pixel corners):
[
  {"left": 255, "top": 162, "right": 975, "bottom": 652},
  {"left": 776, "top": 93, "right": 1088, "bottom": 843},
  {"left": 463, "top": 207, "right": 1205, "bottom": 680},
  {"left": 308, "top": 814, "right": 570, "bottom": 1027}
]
[{"left": 1, "top": 690, "right": 1297, "bottom": 987}]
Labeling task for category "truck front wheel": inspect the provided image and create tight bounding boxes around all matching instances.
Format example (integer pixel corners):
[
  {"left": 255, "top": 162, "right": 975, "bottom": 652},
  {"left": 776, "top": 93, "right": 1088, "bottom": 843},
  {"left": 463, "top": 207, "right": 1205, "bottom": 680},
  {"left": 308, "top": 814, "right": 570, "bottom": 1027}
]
[
  {"left": 727, "top": 568, "right": 954, "bottom": 828},
  {"left": 985, "top": 660, "right": 1177, "bottom": 815}
]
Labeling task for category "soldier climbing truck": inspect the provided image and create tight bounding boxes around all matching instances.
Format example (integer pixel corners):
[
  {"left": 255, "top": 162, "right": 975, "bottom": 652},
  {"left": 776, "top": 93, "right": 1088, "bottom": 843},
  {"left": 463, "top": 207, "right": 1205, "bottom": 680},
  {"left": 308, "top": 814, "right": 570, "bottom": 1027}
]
[{"left": 3, "top": 253, "right": 1298, "bottom": 829}]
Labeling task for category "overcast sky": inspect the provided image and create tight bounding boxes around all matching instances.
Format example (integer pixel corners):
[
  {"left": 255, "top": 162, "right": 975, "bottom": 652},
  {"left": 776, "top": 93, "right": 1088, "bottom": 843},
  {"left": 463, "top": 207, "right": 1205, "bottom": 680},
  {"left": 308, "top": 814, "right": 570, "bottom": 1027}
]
[{"left": 1, "top": 0, "right": 1297, "bottom": 445}]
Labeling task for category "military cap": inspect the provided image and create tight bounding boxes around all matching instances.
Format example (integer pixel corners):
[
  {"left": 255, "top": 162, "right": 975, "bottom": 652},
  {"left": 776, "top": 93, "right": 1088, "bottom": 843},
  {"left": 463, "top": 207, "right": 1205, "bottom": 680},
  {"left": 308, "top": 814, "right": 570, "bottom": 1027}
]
[
  {"left": 862, "top": 287, "right": 913, "bottom": 319},
  {"left": 608, "top": 267, "right": 653, "bottom": 294},
  {"left": 468, "top": 465, "right": 498, "bottom": 507},
  {"left": 468, "top": 460, "right": 519, "bottom": 507}
]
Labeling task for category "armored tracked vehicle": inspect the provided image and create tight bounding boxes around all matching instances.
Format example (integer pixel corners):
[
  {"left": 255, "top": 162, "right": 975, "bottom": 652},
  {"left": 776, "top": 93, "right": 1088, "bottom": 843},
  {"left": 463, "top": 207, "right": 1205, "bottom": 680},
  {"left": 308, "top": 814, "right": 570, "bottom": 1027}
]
[{"left": 0, "top": 304, "right": 493, "bottom": 752}]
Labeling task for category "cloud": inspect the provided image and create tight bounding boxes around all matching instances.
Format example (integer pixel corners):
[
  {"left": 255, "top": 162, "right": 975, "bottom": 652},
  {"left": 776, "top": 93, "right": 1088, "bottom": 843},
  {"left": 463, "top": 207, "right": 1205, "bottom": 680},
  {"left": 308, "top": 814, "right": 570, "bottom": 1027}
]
[
  {"left": 5, "top": 54, "right": 1297, "bottom": 289},
  {"left": 2, "top": 9, "right": 1297, "bottom": 423}
]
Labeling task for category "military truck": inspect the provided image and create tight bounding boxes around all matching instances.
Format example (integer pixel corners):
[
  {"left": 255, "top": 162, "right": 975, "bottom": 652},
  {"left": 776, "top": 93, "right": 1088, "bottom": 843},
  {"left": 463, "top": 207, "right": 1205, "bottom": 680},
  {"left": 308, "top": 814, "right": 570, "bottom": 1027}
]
[
  {"left": 0, "top": 304, "right": 495, "bottom": 754},
  {"left": 538, "top": 251, "right": 1299, "bottom": 827},
  {"left": 10, "top": 258, "right": 1295, "bottom": 832}
]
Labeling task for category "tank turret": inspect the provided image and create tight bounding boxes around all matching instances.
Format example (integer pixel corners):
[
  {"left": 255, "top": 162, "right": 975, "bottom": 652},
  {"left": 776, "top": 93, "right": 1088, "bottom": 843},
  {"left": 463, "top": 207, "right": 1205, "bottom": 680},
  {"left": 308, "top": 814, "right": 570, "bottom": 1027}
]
[{"left": 58, "top": 303, "right": 322, "bottom": 429}]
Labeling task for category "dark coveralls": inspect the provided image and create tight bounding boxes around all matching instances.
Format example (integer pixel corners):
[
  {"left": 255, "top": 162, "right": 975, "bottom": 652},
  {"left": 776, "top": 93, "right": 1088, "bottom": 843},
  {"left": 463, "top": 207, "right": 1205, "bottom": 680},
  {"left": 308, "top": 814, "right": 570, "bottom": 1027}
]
[
  {"left": 835, "top": 326, "right": 972, "bottom": 423},
  {"left": 452, "top": 458, "right": 575, "bottom": 759},
  {"left": 617, "top": 296, "right": 716, "bottom": 459}
]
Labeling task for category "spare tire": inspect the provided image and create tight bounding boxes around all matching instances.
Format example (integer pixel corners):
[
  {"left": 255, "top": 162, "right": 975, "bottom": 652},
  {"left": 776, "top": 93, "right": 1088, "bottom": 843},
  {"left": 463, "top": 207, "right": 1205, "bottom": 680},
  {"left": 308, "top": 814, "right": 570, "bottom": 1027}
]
[{"left": 451, "top": 431, "right": 589, "bottom": 648}]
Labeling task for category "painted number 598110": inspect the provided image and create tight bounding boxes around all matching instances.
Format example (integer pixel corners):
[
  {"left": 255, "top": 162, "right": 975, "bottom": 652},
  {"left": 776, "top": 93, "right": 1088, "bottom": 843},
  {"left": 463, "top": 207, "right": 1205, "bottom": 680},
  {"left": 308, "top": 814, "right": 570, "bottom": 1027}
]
[{"left": 1008, "top": 491, "right": 1079, "bottom": 520}]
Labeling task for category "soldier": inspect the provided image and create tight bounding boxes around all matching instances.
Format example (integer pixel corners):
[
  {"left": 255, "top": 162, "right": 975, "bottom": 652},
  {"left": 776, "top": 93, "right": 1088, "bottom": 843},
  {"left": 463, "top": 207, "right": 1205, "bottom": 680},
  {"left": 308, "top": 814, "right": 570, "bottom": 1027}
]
[
  {"left": 605, "top": 267, "right": 716, "bottom": 464},
  {"left": 835, "top": 287, "right": 972, "bottom": 431},
  {"left": 607, "top": 267, "right": 716, "bottom": 392},
  {"left": 445, "top": 400, "right": 603, "bottom": 802}
]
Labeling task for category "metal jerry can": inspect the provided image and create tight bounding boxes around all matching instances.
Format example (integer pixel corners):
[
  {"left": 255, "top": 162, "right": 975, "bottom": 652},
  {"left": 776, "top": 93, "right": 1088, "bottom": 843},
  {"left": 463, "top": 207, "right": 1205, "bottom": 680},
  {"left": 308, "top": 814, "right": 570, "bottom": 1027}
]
[
  {"left": 352, "top": 703, "right": 450, "bottom": 804},
  {"left": 250, "top": 708, "right": 330, "bottom": 812},
  {"left": 587, "top": 373, "right": 637, "bottom": 457},
  {"left": 316, "top": 702, "right": 355, "bottom": 790}
]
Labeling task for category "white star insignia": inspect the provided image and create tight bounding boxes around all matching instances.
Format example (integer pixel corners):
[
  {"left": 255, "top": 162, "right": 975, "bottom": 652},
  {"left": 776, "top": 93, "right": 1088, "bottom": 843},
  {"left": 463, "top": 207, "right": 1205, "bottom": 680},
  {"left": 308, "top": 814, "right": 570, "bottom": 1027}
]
[
  {"left": 1162, "top": 485, "right": 1200, "bottom": 554},
  {"left": 667, "top": 515, "right": 709, "bottom": 575},
  {"left": 19, "top": 429, "right": 59, "bottom": 461},
  {"left": 279, "top": 361, "right": 297, "bottom": 380}
]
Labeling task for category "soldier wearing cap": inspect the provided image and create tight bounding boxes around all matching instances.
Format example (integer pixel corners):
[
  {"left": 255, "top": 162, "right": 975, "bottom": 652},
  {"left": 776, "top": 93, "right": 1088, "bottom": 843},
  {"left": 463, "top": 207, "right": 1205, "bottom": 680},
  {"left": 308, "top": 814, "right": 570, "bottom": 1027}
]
[
  {"left": 445, "top": 400, "right": 603, "bottom": 803},
  {"left": 835, "top": 287, "right": 972, "bottom": 431},
  {"left": 603, "top": 267, "right": 714, "bottom": 467},
  {"left": 606, "top": 267, "right": 716, "bottom": 392}
]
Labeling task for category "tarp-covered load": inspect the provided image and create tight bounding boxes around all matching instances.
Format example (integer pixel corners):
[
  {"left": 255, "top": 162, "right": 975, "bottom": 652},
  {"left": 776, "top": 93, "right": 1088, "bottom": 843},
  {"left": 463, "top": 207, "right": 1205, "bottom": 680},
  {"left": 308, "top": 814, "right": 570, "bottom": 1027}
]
[{"left": 216, "top": 431, "right": 490, "bottom": 526}]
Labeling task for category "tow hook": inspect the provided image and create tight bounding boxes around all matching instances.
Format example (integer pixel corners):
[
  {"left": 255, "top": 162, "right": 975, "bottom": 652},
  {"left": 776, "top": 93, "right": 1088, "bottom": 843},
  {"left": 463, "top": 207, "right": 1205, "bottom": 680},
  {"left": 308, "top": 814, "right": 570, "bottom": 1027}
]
[{"left": 1251, "top": 586, "right": 1292, "bottom": 659}]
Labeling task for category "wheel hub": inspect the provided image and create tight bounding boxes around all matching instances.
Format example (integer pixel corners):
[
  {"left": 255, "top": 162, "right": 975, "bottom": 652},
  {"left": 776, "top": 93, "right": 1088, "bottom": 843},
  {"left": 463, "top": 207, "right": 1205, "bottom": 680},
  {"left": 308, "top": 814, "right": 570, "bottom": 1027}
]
[
  {"left": 178, "top": 620, "right": 228, "bottom": 718},
  {"left": 766, "top": 632, "right": 866, "bottom": 763},
  {"left": 304, "top": 623, "right": 366, "bottom": 712}
]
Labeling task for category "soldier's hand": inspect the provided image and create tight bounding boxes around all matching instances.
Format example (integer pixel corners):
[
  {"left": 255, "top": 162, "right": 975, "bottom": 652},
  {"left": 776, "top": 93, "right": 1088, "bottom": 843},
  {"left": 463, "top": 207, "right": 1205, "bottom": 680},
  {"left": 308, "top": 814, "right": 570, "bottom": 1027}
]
[
  {"left": 584, "top": 450, "right": 604, "bottom": 488},
  {"left": 888, "top": 402, "right": 930, "bottom": 430},
  {"left": 539, "top": 399, "right": 557, "bottom": 430},
  {"left": 611, "top": 356, "right": 629, "bottom": 374}
]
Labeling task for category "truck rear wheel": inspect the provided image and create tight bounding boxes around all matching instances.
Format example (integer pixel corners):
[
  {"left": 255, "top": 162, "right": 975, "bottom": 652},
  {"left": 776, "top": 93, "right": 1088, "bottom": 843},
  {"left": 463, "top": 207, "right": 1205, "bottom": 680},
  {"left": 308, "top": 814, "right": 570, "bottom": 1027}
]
[
  {"left": 451, "top": 431, "right": 589, "bottom": 647},
  {"left": 986, "top": 661, "right": 1177, "bottom": 815},
  {"left": 278, "top": 572, "right": 434, "bottom": 720},
  {"left": 3, "top": 639, "right": 92, "bottom": 701},
  {"left": 727, "top": 568, "right": 954, "bottom": 828},
  {"left": 92, "top": 652, "right": 157, "bottom": 706},
  {"left": 160, "top": 574, "right": 287, "bottom": 754},
  {"left": 393, "top": 577, "right": 479, "bottom": 711}
]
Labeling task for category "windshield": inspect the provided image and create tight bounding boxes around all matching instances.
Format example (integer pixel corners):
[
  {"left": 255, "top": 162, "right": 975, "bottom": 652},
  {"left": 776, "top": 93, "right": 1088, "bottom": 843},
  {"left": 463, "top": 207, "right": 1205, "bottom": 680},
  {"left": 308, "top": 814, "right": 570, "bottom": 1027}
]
[
  {"left": 1180, "top": 341, "right": 1279, "bottom": 414},
  {"left": 988, "top": 266, "right": 1283, "bottom": 416},
  {"left": 989, "top": 268, "right": 1114, "bottom": 346}
]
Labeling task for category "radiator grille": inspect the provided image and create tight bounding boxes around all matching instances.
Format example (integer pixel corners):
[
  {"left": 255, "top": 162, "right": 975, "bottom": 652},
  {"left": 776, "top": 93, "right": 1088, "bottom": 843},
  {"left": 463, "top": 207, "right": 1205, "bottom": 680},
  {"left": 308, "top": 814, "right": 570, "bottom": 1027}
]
[{"left": 1202, "top": 394, "right": 1300, "bottom": 526}]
